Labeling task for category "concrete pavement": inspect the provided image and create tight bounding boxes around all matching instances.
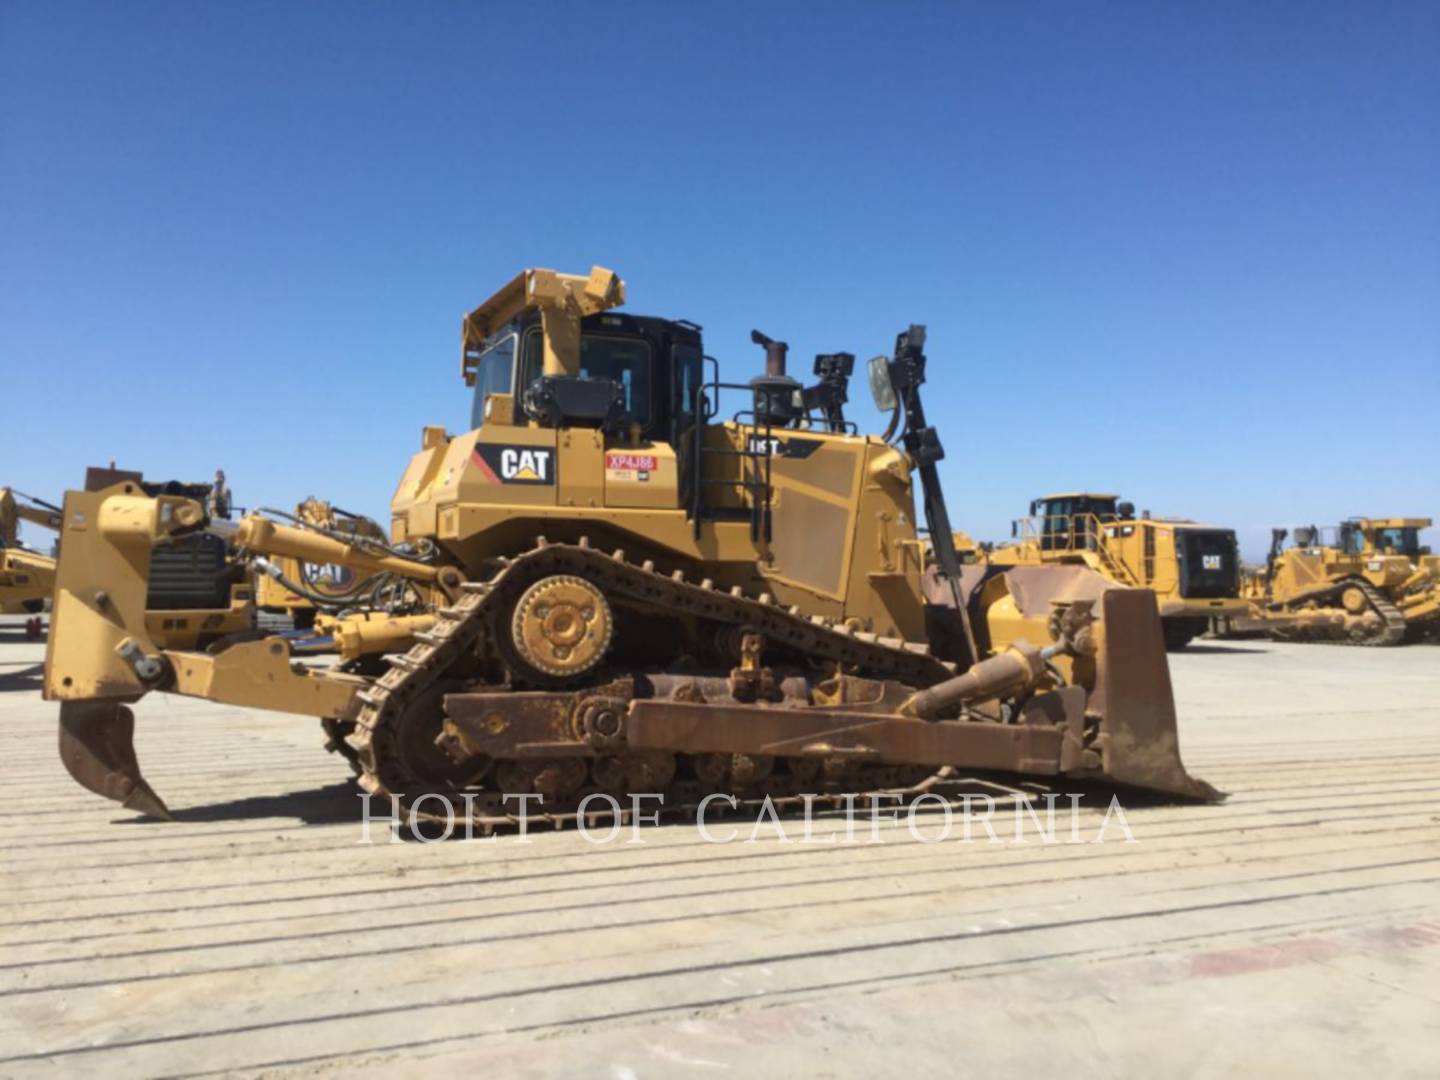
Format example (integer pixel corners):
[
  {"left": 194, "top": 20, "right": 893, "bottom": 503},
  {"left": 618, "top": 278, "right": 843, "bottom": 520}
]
[{"left": 1, "top": 618, "right": 1437, "bottom": 1077}]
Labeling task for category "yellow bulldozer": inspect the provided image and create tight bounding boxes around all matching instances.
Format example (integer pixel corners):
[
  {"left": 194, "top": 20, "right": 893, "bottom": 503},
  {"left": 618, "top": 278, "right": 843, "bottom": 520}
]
[
  {"left": 42, "top": 265, "right": 1217, "bottom": 828},
  {"left": 0, "top": 487, "right": 62, "bottom": 618},
  {"left": 1228, "top": 517, "right": 1439, "bottom": 645},
  {"left": 983, "top": 494, "right": 1249, "bottom": 650}
]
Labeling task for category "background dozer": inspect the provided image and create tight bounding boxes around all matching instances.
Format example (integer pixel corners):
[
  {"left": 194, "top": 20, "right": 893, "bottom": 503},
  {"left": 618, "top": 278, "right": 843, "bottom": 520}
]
[
  {"left": 254, "top": 497, "right": 393, "bottom": 630},
  {"left": 983, "top": 494, "right": 1248, "bottom": 650},
  {"left": 75, "top": 466, "right": 258, "bottom": 650},
  {"left": 42, "top": 266, "right": 1217, "bottom": 829},
  {"left": 0, "top": 486, "right": 61, "bottom": 619},
  {"left": 1225, "top": 517, "right": 1439, "bottom": 644}
]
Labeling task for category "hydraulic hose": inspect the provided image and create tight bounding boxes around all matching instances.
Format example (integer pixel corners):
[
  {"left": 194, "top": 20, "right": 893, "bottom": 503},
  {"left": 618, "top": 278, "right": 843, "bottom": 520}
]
[
  {"left": 251, "top": 557, "right": 416, "bottom": 614},
  {"left": 232, "top": 516, "right": 439, "bottom": 582},
  {"left": 254, "top": 506, "right": 433, "bottom": 562}
]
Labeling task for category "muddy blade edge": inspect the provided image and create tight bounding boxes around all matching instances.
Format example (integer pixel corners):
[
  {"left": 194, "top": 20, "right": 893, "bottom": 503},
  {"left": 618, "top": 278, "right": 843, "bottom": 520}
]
[{"left": 1096, "top": 589, "right": 1223, "bottom": 802}]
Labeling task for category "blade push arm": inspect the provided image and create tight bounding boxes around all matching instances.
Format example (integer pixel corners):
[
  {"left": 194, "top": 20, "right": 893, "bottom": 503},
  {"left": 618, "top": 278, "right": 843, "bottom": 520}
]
[{"left": 883, "top": 326, "right": 976, "bottom": 668}]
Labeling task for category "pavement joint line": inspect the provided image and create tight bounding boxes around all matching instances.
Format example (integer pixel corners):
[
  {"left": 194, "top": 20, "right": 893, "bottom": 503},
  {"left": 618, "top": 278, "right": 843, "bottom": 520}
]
[
  {"left": 5, "top": 871, "right": 1439, "bottom": 1065},
  {"left": 2, "top": 802, "right": 1435, "bottom": 925},
  {"left": 3, "top": 848, "right": 1435, "bottom": 997},
  {"left": 8, "top": 788, "right": 1434, "bottom": 876},
  {"left": 7, "top": 765, "right": 1438, "bottom": 844},
  {"left": 5, "top": 828, "right": 1436, "bottom": 968},
  {"left": 5, "top": 628, "right": 1438, "bottom": 1074},
  {"left": 146, "top": 902, "right": 1440, "bottom": 1080},
  {"left": 2, "top": 801, "right": 1435, "bottom": 927}
]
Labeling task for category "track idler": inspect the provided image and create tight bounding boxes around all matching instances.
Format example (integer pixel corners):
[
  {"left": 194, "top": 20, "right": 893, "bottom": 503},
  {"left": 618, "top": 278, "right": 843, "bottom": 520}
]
[{"left": 58, "top": 701, "right": 172, "bottom": 820}]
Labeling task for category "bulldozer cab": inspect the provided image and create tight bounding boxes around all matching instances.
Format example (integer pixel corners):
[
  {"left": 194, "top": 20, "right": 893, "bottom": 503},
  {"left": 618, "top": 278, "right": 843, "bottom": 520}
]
[
  {"left": 454, "top": 267, "right": 710, "bottom": 514},
  {"left": 1339, "top": 518, "right": 1430, "bottom": 559},
  {"left": 1337, "top": 521, "right": 1365, "bottom": 556},
  {"left": 467, "top": 309, "right": 703, "bottom": 448},
  {"left": 384, "top": 266, "right": 937, "bottom": 640}
]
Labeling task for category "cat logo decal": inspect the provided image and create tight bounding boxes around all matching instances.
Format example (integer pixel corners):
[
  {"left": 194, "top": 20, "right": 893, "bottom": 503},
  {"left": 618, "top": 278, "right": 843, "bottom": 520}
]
[{"left": 472, "top": 445, "right": 556, "bottom": 485}]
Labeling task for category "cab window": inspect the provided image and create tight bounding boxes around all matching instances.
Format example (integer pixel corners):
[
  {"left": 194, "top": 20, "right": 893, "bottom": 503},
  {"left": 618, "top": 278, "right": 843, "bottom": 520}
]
[
  {"left": 1086, "top": 499, "right": 1118, "bottom": 519},
  {"left": 1374, "top": 527, "right": 1419, "bottom": 557},
  {"left": 515, "top": 330, "right": 654, "bottom": 429},
  {"left": 1039, "top": 498, "right": 1075, "bottom": 550},
  {"left": 672, "top": 342, "right": 701, "bottom": 440},
  {"left": 469, "top": 334, "right": 516, "bottom": 429},
  {"left": 580, "top": 336, "right": 652, "bottom": 426},
  {"left": 518, "top": 327, "right": 543, "bottom": 393},
  {"left": 1039, "top": 497, "right": 1114, "bottom": 551}
]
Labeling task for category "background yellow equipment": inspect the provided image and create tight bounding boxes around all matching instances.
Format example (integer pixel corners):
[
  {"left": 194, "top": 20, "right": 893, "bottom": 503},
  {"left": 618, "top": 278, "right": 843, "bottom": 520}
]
[
  {"left": 78, "top": 466, "right": 257, "bottom": 650},
  {"left": 1229, "top": 517, "right": 1439, "bottom": 645},
  {"left": 254, "top": 497, "right": 393, "bottom": 629},
  {"left": 983, "top": 493, "right": 1248, "bottom": 650},
  {"left": 0, "top": 486, "right": 61, "bottom": 616}
]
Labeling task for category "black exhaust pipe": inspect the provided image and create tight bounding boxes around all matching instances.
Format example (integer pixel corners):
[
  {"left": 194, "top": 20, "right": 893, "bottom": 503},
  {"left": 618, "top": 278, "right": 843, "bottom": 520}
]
[{"left": 751, "top": 329, "right": 789, "bottom": 378}]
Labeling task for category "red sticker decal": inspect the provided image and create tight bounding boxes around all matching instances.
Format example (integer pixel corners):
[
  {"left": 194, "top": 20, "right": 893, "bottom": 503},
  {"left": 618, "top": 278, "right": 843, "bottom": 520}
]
[{"left": 471, "top": 447, "right": 501, "bottom": 484}]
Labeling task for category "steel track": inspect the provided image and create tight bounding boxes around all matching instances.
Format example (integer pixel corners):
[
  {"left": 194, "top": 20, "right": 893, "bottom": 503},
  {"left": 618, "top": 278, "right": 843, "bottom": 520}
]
[{"left": 345, "top": 538, "right": 996, "bottom": 834}]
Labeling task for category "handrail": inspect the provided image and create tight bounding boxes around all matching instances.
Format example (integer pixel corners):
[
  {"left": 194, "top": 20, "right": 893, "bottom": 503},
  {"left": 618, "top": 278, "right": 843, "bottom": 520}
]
[
  {"left": 688, "top": 376, "right": 776, "bottom": 543},
  {"left": 1012, "top": 512, "right": 1140, "bottom": 586}
]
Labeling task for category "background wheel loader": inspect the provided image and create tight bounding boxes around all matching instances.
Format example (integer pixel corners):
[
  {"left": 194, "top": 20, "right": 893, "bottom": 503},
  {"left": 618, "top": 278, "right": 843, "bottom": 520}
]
[
  {"left": 1223, "top": 518, "right": 1439, "bottom": 645},
  {"left": 982, "top": 494, "right": 1248, "bottom": 650},
  {"left": 41, "top": 265, "right": 1217, "bottom": 830}
]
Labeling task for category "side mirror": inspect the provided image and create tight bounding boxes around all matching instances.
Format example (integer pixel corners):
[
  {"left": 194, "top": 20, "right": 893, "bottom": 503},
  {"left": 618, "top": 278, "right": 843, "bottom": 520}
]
[
  {"left": 1421, "top": 545, "right": 1432, "bottom": 556},
  {"left": 1010, "top": 521, "right": 1018, "bottom": 538},
  {"left": 866, "top": 355, "right": 896, "bottom": 412}
]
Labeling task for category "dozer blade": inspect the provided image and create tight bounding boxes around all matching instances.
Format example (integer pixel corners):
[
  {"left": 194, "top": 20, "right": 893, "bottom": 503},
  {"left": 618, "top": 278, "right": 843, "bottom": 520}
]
[
  {"left": 1093, "top": 589, "right": 1222, "bottom": 802},
  {"left": 58, "top": 701, "right": 172, "bottom": 820}
]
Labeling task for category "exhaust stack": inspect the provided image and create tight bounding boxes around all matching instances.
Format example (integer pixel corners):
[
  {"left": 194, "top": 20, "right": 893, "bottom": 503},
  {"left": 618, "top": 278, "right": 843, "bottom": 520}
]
[
  {"left": 751, "top": 329, "right": 789, "bottom": 377},
  {"left": 748, "top": 328, "right": 801, "bottom": 427}
]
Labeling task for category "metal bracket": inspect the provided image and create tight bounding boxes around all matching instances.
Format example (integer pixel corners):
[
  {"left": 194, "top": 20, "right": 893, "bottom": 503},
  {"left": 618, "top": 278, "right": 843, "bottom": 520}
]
[{"left": 115, "top": 637, "right": 166, "bottom": 684}]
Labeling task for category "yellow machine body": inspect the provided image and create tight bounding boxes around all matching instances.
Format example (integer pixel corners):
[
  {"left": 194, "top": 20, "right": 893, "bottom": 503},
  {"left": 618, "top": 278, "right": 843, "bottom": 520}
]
[
  {"left": 40, "top": 266, "right": 1217, "bottom": 826},
  {"left": 984, "top": 492, "right": 1248, "bottom": 649},
  {"left": 391, "top": 421, "right": 928, "bottom": 642},
  {"left": 1236, "top": 517, "right": 1439, "bottom": 645},
  {"left": 0, "top": 545, "right": 56, "bottom": 615},
  {"left": 0, "top": 486, "right": 60, "bottom": 615},
  {"left": 254, "top": 498, "right": 393, "bottom": 628}
]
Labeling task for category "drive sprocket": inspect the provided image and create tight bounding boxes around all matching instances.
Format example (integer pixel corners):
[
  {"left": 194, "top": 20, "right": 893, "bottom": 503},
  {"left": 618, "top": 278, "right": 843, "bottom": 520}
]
[{"left": 510, "top": 573, "right": 614, "bottom": 680}]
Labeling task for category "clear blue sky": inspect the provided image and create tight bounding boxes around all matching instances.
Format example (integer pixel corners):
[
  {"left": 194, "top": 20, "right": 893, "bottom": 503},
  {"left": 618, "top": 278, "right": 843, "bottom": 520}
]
[{"left": 3, "top": 1, "right": 1436, "bottom": 558}]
